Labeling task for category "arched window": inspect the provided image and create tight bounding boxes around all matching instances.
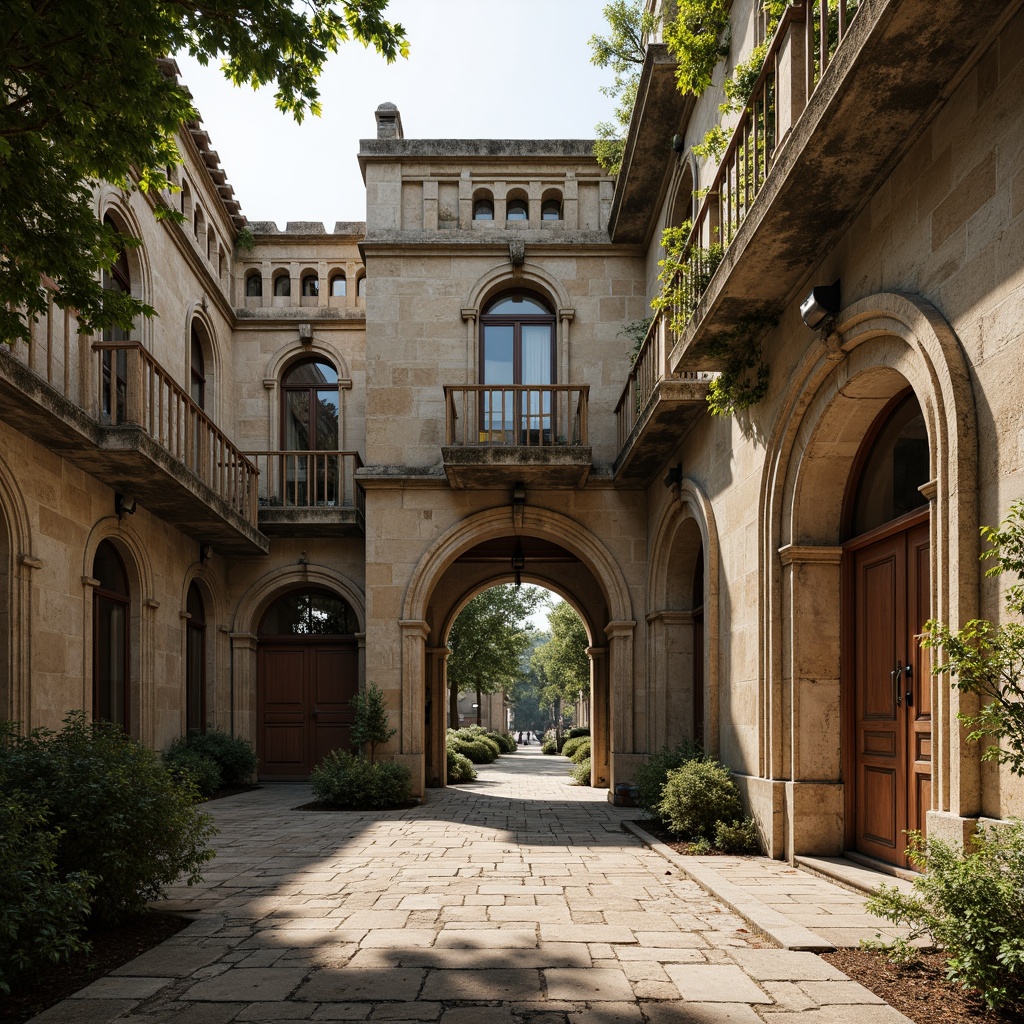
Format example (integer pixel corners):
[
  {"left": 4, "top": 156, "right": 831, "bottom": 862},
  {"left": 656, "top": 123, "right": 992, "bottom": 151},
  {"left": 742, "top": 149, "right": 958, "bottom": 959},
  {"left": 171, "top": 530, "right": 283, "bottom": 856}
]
[
  {"left": 186, "top": 583, "right": 206, "bottom": 733},
  {"left": 181, "top": 179, "right": 192, "bottom": 219},
  {"left": 100, "top": 215, "right": 130, "bottom": 422},
  {"left": 194, "top": 204, "right": 205, "bottom": 242},
  {"left": 506, "top": 198, "right": 528, "bottom": 221},
  {"left": 93, "top": 541, "right": 130, "bottom": 731},
  {"left": 301, "top": 273, "right": 319, "bottom": 297},
  {"left": 190, "top": 323, "right": 206, "bottom": 409},
  {"left": 329, "top": 272, "right": 346, "bottom": 297},
  {"left": 473, "top": 198, "right": 494, "bottom": 220},
  {"left": 281, "top": 359, "right": 340, "bottom": 505},
  {"left": 541, "top": 194, "right": 562, "bottom": 220},
  {"left": 259, "top": 588, "right": 358, "bottom": 636},
  {"left": 206, "top": 227, "right": 215, "bottom": 261},
  {"left": 245, "top": 271, "right": 263, "bottom": 297},
  {"left": 356, "top": 275, "right": 366, "bottom": 298},
  {"left": 848, "top": 392, "right": 929, "bottom": 539},
  {"left": 273, "top": 273, "right": 291, "bottom": 297},
  {"left": 480, "top": 292, "right": 555, "bottom": 442}
]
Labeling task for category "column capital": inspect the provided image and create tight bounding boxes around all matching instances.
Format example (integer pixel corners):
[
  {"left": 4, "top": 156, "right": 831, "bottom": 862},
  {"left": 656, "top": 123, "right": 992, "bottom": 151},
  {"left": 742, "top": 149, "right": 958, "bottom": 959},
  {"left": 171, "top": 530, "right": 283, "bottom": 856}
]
[
  {"left": 461, "top": 307, "right": 478, "bottom": 323},
  {"left": 778, "top": 544, "right": 843, "bottom": 567},
  {"left": 399, "top": 619, "right": 431, "bottom": 641},
  {"left": 604, "top": 620, "right": 636, "bottom": 639}
]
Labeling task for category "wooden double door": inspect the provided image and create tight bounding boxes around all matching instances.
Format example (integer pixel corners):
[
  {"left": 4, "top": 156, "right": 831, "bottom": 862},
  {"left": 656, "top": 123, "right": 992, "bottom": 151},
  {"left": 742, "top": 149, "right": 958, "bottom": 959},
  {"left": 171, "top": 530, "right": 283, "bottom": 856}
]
[
  {"left": 849, "top": 517, "right": 932, "bottom": 867},
  {"left": 257, "top": 641, "right": 358, "bottom": 778}
]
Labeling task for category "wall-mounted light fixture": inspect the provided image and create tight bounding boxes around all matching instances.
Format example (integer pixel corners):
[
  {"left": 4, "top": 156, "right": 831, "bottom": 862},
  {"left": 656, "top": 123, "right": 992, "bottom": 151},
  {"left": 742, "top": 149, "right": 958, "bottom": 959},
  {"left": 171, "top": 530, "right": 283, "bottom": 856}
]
[
  {"left": 671, "top": 134, "right": 685, "bottom": 154},
  {"left": 663, "top": 463, "right": 683, "bottom": 490},
  {"left": 799, "top": 280, "right": 841, "bottom": 332},
  {"left": 511, "top": 542, "right": 525, "bottom": 589},
  {"left": 115, "top": 493, "right": 137, "bottom": 518}
]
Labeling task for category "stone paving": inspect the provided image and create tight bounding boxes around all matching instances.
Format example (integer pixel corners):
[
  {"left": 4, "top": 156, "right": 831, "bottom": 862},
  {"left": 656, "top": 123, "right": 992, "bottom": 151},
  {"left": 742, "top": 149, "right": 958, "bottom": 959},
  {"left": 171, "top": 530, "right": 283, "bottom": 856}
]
[{"left": 33, "top": 746, "right": 913, "bottom": 1023}]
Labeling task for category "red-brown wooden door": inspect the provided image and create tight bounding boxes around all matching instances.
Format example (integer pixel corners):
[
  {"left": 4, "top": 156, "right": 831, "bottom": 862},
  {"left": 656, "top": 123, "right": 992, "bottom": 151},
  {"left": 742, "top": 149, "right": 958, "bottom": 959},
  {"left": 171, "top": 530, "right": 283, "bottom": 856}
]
[
  {"left": 851, "top": 520, "right": 931, "bottom": 867},
  {"left": 258, "top": 641, "right": 358, "bottom": 778}
]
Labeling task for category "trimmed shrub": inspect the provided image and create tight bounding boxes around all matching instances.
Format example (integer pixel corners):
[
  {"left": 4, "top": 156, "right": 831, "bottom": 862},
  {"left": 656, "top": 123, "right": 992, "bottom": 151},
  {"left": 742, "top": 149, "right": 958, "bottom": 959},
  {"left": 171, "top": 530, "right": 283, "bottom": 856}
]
[
  {"left": 568, "top": 727, "right": 590, "bottom": 739},
  {"left": 446, "top": 748, "right": 477, "bottom": 784},
  {"left": 177, "top": 729, "right": 257, "bottom": 787},
  {"left": 450, "top": 738, "right": 497, "bottom": 764},
  {"left": 866, "top": 822, "right": 1024, "bottom": 1009},
  {"left": 635, "top": 740, "right": 704, "bottom": 816},
  {"left": 541, "top": 736, "right": 558, "bottom": 755},
  {"left": 562, "top": 736, "right": 591, "bottom": 763},
  {"left": 311, "top": 749, "right": 412, "bottom": 809},
  {"left": 714, "top": 817, "right": 760, "bottom": 854},
  {"left": 658, "top": 759, "right": 742, "bottom": 841},
  {"left": 163, "top": 745, "right": 222, "bottom": 798},
  {"left": 488, "top": 731, "right": 517, "bottom": 754},
  {"left": 569, "top": 756, "right": 592, "bottom": 786},
  {"left": 0, "top": 787, "right": 95, "bottom": 994},
  {"left": 0, "top": 713, "right": 216, "bottom": 923}
]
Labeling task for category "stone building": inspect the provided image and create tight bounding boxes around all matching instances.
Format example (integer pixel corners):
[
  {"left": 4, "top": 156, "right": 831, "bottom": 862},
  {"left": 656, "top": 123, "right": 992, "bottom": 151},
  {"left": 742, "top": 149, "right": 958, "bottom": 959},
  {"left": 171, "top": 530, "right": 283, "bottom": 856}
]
[{"left": 2, "top": 0, "right": 1022, "bottom": 870}]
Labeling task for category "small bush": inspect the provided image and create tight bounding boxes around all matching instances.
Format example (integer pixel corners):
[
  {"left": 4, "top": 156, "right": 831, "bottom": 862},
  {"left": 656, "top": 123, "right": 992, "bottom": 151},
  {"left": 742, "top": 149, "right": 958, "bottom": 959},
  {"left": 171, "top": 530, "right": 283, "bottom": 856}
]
[
  {"left": 714, "top": 817, "right": 760, "bottom": 854},
  {"left": 311, "top": 750, "right": 412, "bottom": 809},
  {"left": 446, "top": 748, "right": 477, "bottom": 784},
  {"left": 569, "top": 756, "right": 592, "bottom": 785},
  {"left": 0, "top": 787, "right": 95, "bottom": 994},
  {"left": 563, "top": 737, "right": 591, "bottom": 764},
  {"left": 865, "top": 822, "right": 1024, "bottom": 1009},
  {"left": 488, "top": 731, "right": 517, "bottom": 754},
  {"left": 162, "top": 745, "right": 222, "bottom": 798},
  {"left": 1, "top": 714, "right": 216, "bottom": 923},
  {"left": 541, "top": 736, "right": 558, "bottom": 755},
  {"left": 178, "top": 729, "right": 257, "bottom": 787},
  {"left": 568, "top": 727, "right": 590, "bottom": 739},
  {"left": 658, "top": 759, "right": 743, "bottom": 842},
  {"left": 450, "top": 738, "right": 497, "bottom": 764},
  {"left": 635, "top": 740, "right": 704, "bottom": 816}
]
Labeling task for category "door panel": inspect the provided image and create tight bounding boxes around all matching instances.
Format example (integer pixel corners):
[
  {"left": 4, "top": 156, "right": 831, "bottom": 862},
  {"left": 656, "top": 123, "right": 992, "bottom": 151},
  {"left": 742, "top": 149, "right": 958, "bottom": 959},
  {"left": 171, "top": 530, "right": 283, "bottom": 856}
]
[
  {"left": 311, "top": 645, "right": 359, "bottom": 768},
  {"left": 907, "top": 523, "right": 932, "bottom": 842}
]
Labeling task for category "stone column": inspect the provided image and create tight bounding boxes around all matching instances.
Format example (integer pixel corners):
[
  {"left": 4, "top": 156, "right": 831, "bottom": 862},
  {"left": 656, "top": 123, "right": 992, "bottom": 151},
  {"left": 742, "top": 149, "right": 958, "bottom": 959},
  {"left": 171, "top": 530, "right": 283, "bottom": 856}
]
[
  {"left": 605, "top": 620, "right": 636, "bottom": 789},
  {"left": 229, "top": 632, "right": 258, "bottom": 745},
  {"left": 461, "top": 308, "right": 478, "bottom": 385},
  {"left": 588, "top": 645, "right": 609, "bottom": 787},
  {"left": 399, "top": 619, "right": 430, "bottom": 796}
]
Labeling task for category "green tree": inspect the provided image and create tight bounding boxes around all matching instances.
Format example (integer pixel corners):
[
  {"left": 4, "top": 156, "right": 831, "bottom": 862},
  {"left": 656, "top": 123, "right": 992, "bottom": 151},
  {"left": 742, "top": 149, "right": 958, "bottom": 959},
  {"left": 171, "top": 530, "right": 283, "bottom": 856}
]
[
  {"left": 531, "top": 601, "right": 590, "bottom": 737},
  {"left": 588, "top": 1, "right": 655, "bottom": 175},
  {"left": 350, "top": 682, "right": 396, "bottom": 764},
  {"left": 923, "top": 500, "right": 1024, "bottom": 777},
  {"left": 1, "top": 1, "right": 408, "bottom": 344},
  {"left": 446, "top": 585, "right": 544, "bottom": 729}
]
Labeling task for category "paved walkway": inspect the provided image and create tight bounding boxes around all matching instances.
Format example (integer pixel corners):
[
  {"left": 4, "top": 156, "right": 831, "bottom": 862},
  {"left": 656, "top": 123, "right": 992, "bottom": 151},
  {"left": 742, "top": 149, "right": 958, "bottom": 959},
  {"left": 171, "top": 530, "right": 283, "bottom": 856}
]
[{"left": 34, "top": 746, "right": 913, "bottom": 1024}]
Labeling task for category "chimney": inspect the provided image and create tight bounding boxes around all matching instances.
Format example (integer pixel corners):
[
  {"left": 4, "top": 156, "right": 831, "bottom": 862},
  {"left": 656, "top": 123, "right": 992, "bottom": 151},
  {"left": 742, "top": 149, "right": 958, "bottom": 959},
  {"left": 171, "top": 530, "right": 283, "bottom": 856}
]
[{"left": 375, "top": 102, "right": 404, "bottom": 140}]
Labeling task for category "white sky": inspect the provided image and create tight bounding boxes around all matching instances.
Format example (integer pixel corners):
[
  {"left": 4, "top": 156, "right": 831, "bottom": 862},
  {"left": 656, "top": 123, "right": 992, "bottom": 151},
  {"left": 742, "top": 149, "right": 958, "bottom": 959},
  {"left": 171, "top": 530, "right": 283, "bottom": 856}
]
[{"left": 174, "top": 0, "right": 615, "bottom": 226}]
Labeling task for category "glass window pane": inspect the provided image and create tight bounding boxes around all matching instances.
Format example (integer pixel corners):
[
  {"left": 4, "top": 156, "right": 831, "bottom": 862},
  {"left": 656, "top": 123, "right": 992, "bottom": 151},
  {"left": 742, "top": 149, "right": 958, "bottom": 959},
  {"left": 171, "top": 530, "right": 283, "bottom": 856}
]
[
  {"left": 284, "top": 361, "right": 338, "bottom": 386},
  {"left": 521, "top": 324, "right": 552, "bottom": 384},
  {"left": 507, "top": 200, "right": 528, "bottom": 221},
  {"left": 331, "top": 275, "right": 346, "bottom": 296},
  {"left": 315, "top": 390, "right": 340, "bottom": 449},
  {"left": 285, "top": 391, "right": 311, "bottom": 449},
  {"left": 96, "top": 597, "right": 127, "bottom": 728},
  {"left": 485, "top": 295, "right": 549, "bottom": 315},
  {"left": 93, "top": 541, "right": 128, "bottom": 595},
  {"left": 483, "top": 325, "right": 514, "bottom": 384},
  {"left": 259, "top": 590, "right": 356, "bottom": 635},
  {"left": 473, "top": 200, "right": 494, "bottom": 220},
  {"left": 186, "top": 623, "right": 204, "bottom": 733}
]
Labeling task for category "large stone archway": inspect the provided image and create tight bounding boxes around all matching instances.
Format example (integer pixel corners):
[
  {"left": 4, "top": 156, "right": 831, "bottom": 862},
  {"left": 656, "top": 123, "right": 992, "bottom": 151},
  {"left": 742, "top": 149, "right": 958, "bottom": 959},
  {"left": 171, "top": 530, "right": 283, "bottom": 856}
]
[
  {"left": 399, "top": 506, "right": 635, "bottom": 795},
  {"left": 758, "top": 292, "right": 979, "bottom": 860}
]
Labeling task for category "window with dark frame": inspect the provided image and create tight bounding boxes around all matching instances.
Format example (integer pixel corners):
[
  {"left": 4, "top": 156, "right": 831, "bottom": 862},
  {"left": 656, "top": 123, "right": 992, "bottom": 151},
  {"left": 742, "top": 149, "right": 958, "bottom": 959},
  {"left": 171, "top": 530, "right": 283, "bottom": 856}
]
[
  {"left": 186, "top": 582, "right": 206, "bottom": 734},
  {"left": 93, "top": 540, "right": 130, "bottom": 732}
]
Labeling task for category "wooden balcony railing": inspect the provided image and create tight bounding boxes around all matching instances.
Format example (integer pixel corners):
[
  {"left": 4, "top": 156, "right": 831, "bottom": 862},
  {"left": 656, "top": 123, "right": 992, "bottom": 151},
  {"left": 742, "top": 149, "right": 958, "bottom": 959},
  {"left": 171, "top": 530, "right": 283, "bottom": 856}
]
[
  {"left": 671, "top": 1, "right": 859, "bottom": 330},
  {"left": 444, "top": 385, "right": 590, "bottom": 448},
  {"left": 92, "top": 342, "right": 258, "bottom": 522},
  {"left": 246, "top": 451, "right": 365, "bottom": 516},
  {"left": 614, "top": 310, "right": 716, "bottom": 452}
]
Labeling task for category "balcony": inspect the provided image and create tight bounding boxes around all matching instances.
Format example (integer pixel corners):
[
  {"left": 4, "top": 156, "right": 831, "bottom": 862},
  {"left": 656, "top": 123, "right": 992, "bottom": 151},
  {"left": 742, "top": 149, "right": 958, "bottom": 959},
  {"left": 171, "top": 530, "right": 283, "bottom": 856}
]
[
  {"left": 612, "top": 312, "right": 715, "bottom": 485},
  {"left": 0, "top": 334, "right": 266, "bottom": 555},
  {"left": 246, "top": 451, "right": 365, "bottom": 536},
  {"left": 441, "top": 385, "right": 592, "bottom": 488},
  {"left": 657, "top": 0, "right": 1008, "bottom": 370}
]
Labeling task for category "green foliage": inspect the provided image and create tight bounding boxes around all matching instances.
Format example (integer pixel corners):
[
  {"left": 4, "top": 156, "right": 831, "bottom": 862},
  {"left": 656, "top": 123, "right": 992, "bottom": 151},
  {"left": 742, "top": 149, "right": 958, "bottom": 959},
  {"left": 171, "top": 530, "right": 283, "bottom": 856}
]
[
  {"left": 634, "top": 740, "right": 704, "bottom": 815},
  {"left": 923, "top": 500, "right": 1024, "bottom": 777},
  {"left": 704, "top": 312, "right": 775, "bottom": 416},
  {"left": 694, "top": 125, "right": 729, "bottom": 163},
  {"left": 0, "top": 713, "right": 216, "bottom": 923},
  {"left": 163, "top": 745, "right": 222, "bottom": 798},
  {"left": 488, "top": 731, "right": 517, "bottom": 754},
  {"left": 714, "top": 817, "right": 761, "bottom": 854},
  {"left": 541, "top": 735, "right": 559, "bottom": 755},
  {"left": 172, "top": 729, "right": 258, "bottom": 787},
  {"left": 658, "top": 758, "right": 743, "bottom": 841},
  {"left": 531, "top": 601, "right": 590, "bottom": 713},
  {"left": 310, "top": 749, "right": 411, "bottom": 809},
  {"left": 589, "top": 2, "right": 655, "bottom": 174},
  {"left": 664, "top": 0, "right": 730, "bottom": 97},
  {"left": 446, "top": 748, "right": 477, "bottom": 784},
  {"left": 233, "top": 225, "right": 256, "bottom": 255},
  {"left": 447, "top": 585, "right": 544, "bottom": 728},
  {"left": 621, "top": 316, "right": 654, "bottom": 364},
  {"left": 569, "top": 756, "right": 592, "bottom": 786},
  {"left": 447, "top": 734, "right": 498, "bottom": 765},
  {"left": 1, "top": 1, "right": 408, "bottom": 344},
  {"left": 351, "top": 682, "right": 396, "bottom": 763},
  {"left": 562, "top": 736, "right": 592, "bottom": 764},
  {"left": 865, "top": 823, "right": 1024, "bottom": 1009},
  {"left": 0, "top": 787, "right": 95, "bottom": 994},
  {"left": 568, "top": 727, "right": 591, "bottom": 739}
]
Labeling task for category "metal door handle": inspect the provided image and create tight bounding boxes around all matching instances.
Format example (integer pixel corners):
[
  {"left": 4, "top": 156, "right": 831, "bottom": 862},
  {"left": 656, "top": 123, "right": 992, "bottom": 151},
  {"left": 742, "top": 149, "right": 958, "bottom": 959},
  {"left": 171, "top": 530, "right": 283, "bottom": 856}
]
[
  {"left": 312, "top": 705, "right": 319, "bottom": 719},
  {"left": 891, "top": 663, "right": 903, "bottom": 706},
  {"left": 905, "top": 662, "right": 913, "bottom": 707}
]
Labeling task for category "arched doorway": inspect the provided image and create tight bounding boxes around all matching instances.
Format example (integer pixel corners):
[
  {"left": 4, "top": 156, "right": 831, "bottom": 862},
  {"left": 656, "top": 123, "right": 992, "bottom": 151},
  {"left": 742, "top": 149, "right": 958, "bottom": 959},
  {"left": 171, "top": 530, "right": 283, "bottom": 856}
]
[
  {"left": 843, "top": 391, "right": 932, "bottom": 868},
  {"left": 256, "top": 588, "right": 359, "bottom": 779}
]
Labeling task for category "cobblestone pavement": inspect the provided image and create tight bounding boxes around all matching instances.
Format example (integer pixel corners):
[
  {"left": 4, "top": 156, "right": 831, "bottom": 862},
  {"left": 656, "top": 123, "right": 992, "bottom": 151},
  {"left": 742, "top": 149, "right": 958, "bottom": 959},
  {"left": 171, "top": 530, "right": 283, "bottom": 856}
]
[{"left": 33, "top": 746, "right": 912, "bottom": 1023}]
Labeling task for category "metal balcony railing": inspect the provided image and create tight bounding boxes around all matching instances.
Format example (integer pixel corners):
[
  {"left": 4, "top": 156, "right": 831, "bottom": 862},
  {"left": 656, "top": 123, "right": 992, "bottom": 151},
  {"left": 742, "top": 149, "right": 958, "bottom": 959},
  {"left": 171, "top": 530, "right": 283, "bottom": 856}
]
[
  {"left": 246, "top": 451, "right": 364, "bottom": 516},
  {"left": 443, "top": 385, "right": 590, "bottom": 448},
  {"left": 92, "top": 341, "right": 258, "bottom": 522}
]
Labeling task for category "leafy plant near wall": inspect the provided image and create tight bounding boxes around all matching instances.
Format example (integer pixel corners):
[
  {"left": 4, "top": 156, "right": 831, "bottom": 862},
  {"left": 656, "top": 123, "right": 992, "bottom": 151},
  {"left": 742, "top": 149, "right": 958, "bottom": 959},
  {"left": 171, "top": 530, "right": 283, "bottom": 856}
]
[
  {"left": 663, "top": 0, "right": 731, "bottom": 97},
  {"left": 233, "top": 225, "right": 255, "bottom": 256},
  {"left": 620, "top": 316, "right": 654, "bottom": 364},
  {"left": 704, "top": 311, "right": 776, "bottom": 415}
]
